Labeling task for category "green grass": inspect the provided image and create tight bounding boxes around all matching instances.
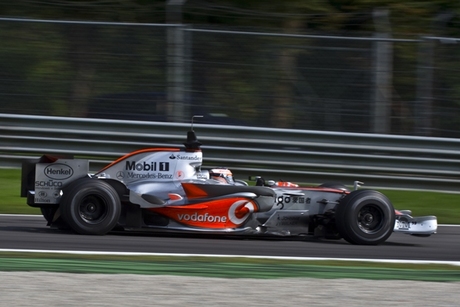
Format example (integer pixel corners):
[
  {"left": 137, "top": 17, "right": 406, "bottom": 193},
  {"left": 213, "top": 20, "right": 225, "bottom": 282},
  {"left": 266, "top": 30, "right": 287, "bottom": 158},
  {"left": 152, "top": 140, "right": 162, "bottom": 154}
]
[
  {"left": 0, "top": 168, "right": 40, "bottom": 214},
  {"left": 378, "top": 189, "right": 460, "bottom": 224},
  {"left": 2, "top": 168, "right": 460, "bottom": 224},
  {"left": 1, "top": 252, "right": 460, "bottom": 280}
]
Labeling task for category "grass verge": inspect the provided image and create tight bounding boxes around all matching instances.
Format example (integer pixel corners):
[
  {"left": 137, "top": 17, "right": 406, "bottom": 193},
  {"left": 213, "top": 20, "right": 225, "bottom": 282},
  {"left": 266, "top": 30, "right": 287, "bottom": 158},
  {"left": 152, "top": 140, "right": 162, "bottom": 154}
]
[{"left": 0, "top": 252, "right": 459, "bottom": 281}]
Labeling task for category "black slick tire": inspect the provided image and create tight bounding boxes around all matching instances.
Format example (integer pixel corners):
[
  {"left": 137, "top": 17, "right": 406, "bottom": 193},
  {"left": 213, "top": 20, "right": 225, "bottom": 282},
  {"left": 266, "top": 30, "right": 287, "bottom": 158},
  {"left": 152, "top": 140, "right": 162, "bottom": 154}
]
[
  {"left": 335, "top": 190, "right": 395, "bottom": 245},
  {"left": 60, "top": 178, "right": 121, "bottom": 235}
]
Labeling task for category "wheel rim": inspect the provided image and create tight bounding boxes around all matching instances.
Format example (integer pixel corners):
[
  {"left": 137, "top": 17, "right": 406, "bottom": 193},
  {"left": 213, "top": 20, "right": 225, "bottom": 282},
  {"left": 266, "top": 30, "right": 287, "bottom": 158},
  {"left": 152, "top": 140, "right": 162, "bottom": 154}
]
[
  {"left": 78, "top": 195, "right": 108, "bottom": 224},
  {"left": 356, "top": 204, "right": 384, "bottom": 234}
]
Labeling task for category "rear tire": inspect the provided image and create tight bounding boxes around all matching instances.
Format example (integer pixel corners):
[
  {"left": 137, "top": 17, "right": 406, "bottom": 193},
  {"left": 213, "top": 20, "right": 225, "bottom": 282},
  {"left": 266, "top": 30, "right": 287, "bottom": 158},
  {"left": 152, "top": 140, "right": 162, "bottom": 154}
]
[
  {"left": 60, "top": 178, "right": 121, "bottom": 235},
  {"left": 335, "top": 190, "right": 395, "bottom": 245}
]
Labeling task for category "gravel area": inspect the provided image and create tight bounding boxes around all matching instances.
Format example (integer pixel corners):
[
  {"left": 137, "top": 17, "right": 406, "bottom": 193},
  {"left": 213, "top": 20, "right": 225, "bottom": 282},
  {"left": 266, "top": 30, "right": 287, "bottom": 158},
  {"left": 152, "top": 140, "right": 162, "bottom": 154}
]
[{"left": 1, "top": 272, "right": 459, "bottom": 306}]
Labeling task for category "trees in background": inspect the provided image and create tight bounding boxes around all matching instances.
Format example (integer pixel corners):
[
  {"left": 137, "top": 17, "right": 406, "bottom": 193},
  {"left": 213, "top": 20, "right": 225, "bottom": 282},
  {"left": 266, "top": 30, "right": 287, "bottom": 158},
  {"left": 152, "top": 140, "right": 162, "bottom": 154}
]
[{"left": 1, "top": 1, "right": 460, "bottom": 135}]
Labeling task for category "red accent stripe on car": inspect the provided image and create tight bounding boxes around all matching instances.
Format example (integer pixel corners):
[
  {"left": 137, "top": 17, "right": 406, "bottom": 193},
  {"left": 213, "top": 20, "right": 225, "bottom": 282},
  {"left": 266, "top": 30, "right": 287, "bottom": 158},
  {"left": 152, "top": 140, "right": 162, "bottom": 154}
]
[{"left": 96, "top": 148, "right": 180, "bottom": 174}]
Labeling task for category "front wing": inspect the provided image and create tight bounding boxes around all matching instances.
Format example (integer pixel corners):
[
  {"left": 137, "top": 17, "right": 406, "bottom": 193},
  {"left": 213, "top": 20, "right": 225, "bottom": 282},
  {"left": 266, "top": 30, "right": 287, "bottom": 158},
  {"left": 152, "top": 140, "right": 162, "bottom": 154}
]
[{"left": 393, "top": 212, "right": 437, "bottom": 236}]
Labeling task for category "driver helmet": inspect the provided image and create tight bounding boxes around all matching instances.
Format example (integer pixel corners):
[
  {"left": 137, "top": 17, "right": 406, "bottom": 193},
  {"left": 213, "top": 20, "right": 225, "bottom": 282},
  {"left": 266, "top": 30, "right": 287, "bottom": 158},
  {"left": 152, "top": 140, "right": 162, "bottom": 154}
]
[{"left": 209, "top": 168, "right": 234, "bottom": 184}]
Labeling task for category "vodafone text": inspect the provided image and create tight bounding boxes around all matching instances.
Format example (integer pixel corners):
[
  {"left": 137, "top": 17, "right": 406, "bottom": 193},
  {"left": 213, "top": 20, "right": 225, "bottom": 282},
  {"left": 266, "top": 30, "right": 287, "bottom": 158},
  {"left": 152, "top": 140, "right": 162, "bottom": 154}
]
[{"left": 177, "top": 212, "right": 227, "bottom": 223}]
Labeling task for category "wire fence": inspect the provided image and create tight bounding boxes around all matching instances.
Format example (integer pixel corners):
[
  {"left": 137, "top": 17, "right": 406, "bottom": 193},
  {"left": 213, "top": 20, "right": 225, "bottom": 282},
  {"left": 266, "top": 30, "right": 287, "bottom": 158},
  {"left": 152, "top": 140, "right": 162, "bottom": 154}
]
[{"left": 0, "top": 17, "right": 459, "bottom": 137}]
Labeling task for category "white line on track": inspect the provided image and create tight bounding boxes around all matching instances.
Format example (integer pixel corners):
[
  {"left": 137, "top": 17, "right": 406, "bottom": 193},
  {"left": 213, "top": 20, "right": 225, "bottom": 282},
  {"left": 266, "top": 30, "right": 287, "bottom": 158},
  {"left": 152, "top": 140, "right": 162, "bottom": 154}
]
[{"left": 1, "top": 248, "right": 460, "bottom": 267}]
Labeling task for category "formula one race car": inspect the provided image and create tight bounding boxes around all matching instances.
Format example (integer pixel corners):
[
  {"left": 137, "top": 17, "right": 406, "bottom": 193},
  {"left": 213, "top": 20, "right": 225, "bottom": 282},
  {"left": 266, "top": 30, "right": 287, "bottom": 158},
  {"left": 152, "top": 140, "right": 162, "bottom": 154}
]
[{"left": 20, "top": 120, "right": 437, "bottom": 245}]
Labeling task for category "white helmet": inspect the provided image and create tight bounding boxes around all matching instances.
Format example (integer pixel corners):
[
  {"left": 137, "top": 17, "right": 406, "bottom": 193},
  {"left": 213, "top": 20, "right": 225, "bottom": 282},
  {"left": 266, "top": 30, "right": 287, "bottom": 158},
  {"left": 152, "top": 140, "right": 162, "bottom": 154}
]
[{"left": 209, "top": 168, "right": 234, "bottom": 184}]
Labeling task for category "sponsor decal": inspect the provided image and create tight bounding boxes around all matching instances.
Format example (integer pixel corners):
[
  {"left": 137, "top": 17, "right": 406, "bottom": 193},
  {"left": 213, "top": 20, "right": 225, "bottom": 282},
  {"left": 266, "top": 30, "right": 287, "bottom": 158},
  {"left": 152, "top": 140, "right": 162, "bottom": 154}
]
[
  {"left": 276, "top": 215, "right": 302, "bottom": 226},
  {"left": 150, "top": 198, "right": 256, "bottom": 229},
  {"left": 228, "top": 200, "right": 255, "bottom": 225},
  {"left": 177, "top": 212, "right": 227, "bottom": 223},
  {"left": 168, "top": 154, "right": 201, "bottom": 161},
  {"left": 125, "top": 161, "right": 157, "bottom": 171},
  {"left": 44, "top": 164, "right": 74, "bottom": 180},
  {"left": 175, "top": 154, "right": 202, "bottom": 161},
  {"left": 395, "top": 219, "right": 410, "bottom": 230},
  {"left": 38, "top": 191, "right": 47, "bottom": 198},
  {"left": 158, "top": 173, "right": 173, "bottom": 179},
  {"left": 125, "top": 161, "right": 170, "bottom": 172},
  {"left": 293, "top": 197, "right": 309, "bottom": 204},
  {"left": 196, "top": 172, "right": 208, "bottom": 180},
  {"left": 176, "top": 170, "right": 184, "bottom": 179},
  {"left": 159, "top": 162, "right": 169, "bottom": 172},
  {"left": 276, "top": 195, "right": 311, "bottom": 209},
  {"left": 35, "top": 180, "right": 63, "bottom": 188},
  {"left": 124, "top": 172, "right": 173, "bottom": 179}
]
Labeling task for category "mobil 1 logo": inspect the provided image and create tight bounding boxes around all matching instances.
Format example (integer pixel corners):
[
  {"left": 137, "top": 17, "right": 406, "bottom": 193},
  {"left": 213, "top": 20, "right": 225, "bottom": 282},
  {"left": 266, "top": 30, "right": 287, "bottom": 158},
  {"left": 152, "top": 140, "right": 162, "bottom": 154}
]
[{"left": 125, "top": 161, "right": 170, "bottom": 172}]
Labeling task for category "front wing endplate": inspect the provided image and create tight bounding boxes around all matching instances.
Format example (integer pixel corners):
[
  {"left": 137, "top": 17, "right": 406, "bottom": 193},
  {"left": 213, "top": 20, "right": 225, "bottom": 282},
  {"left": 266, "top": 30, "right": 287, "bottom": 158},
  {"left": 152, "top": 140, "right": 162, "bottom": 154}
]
[{"left": 393, "top": 214, "right": 437, "bottom": 236}]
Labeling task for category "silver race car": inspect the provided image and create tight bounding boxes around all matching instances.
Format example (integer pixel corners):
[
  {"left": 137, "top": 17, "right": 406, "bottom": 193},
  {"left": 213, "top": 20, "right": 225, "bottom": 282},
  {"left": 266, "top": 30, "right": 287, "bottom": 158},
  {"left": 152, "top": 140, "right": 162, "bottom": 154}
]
[{"left": 21, "top": 121, "right": 437, "bottom": 245}]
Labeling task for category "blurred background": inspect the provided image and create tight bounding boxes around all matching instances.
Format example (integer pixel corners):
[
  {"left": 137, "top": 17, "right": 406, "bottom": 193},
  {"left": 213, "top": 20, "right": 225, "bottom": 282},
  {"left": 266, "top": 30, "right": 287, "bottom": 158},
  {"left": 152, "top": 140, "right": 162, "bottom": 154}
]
[{"left": 1, "top": 1, "right": 460, "bottom": 137}]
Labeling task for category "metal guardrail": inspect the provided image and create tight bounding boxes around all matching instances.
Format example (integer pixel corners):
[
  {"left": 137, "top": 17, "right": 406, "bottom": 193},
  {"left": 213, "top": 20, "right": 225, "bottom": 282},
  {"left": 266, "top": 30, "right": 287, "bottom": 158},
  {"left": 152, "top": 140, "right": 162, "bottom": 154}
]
[{"left": 2, "top": 113, "right": 460, "bottom": 192}]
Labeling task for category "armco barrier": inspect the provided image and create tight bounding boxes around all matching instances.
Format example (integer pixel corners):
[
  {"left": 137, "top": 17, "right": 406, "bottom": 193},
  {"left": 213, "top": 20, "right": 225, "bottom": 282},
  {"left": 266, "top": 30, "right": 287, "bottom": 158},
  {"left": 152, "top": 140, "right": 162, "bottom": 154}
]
[{"left": 1, "top": 113, "right": 460, "bottom": 192}]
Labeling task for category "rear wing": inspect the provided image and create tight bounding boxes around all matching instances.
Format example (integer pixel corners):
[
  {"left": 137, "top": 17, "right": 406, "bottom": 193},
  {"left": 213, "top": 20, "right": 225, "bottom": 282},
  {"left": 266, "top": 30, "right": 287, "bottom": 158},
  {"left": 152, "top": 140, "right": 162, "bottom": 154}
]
[{"left": 21, "top": 155, "right": 88, "bottom": 206}]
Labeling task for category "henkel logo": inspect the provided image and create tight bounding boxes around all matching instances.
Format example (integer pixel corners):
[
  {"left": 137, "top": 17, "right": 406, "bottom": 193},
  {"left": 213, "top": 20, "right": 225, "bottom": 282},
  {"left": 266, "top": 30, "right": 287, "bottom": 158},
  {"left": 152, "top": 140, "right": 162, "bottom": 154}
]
[{"left": 44, "top": 164, "right": 74, "bottom": 180}]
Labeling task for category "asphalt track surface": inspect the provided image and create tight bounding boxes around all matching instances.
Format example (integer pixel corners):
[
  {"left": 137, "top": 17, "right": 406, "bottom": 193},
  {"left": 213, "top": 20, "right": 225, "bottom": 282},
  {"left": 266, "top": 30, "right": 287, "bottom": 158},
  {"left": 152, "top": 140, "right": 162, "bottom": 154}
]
[
  {"left": 1, "top": 214, "right": 459, "bottom": 262},
  {"left": 3, "top": 215, "right": 460, "bottom": 307}
]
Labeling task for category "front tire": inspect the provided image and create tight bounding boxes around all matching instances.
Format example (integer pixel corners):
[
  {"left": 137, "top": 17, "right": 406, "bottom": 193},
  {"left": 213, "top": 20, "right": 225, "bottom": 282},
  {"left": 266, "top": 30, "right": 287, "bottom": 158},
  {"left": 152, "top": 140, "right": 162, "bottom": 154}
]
[
  {"left": 335, "top": 190, "right": 395, "bottom": 245},
  {"left": 60, "top": 178, "right": 121, "bottom": 235}
]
